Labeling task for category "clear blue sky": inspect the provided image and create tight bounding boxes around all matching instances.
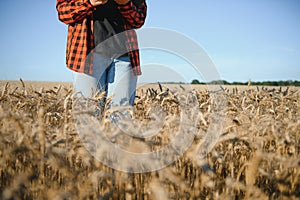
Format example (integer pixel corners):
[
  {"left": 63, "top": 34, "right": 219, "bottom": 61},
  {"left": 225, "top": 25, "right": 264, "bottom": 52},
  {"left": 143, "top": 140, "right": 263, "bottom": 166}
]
[{"left": 0, "top": 0, "right": 299, "bottom": 83}]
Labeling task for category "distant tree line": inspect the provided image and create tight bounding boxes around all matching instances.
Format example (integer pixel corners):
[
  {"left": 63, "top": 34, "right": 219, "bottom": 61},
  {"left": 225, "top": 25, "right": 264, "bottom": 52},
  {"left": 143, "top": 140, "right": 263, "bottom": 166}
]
[{"left": 191, "top": 79, "right": 300, "bottom": 86}]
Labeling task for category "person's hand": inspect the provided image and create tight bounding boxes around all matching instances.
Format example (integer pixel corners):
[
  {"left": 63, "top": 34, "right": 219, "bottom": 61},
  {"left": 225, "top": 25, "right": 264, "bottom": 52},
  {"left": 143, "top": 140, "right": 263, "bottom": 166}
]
[
  {"left": 114, "top": 0, "right": 130, "bottom": 5},
  {"left": 89, "top": 0, "right": 108, "bottom": 7}
]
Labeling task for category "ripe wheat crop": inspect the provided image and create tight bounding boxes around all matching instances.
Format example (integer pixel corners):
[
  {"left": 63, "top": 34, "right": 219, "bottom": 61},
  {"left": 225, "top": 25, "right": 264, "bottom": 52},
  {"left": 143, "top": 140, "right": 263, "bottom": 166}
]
[{"left": 0, "top": 80, "right": 299, "bottom": 199}]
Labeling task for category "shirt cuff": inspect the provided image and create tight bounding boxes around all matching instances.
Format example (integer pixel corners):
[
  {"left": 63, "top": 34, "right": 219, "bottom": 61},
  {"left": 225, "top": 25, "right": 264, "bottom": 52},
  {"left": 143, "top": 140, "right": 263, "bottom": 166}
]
[
  {"left": 117, "top": 1, "right": 133, "bottom": 12},
  {"left": 84, "top": 0, "right": 97, "bottom": 11}
]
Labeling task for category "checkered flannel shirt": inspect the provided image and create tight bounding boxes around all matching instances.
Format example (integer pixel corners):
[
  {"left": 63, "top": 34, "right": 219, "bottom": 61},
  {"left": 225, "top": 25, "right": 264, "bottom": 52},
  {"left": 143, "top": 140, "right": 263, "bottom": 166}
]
[{"left": 56, "top": 0, "right": 147, "bottom": 75}]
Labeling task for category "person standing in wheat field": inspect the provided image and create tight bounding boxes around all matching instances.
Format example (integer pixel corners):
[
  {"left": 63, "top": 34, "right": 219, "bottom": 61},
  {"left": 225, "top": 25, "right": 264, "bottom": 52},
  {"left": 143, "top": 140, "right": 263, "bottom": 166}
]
[{"left": 56, "top": 0, "right": 147, "bottom": 119}]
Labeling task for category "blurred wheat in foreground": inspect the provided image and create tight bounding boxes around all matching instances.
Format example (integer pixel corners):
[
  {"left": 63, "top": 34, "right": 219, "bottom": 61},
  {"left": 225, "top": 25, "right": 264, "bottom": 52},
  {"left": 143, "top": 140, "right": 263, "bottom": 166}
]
[{"left": 0, "top": 80, "right": 299, "bottom": 200}]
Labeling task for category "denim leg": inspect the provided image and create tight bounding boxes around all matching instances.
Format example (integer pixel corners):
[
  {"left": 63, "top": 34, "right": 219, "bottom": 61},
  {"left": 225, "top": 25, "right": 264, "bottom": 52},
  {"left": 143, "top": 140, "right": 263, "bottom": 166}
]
[
  {"left": 73, "top": 54, "right": 137, "bottom": 117},
  {"left": 73, "top": 72, "right": 99, "bottom": 97},
  {"left": 106, "top": 56, "right": 137, "bottom": 106},
  {"left": 73, "top": 54, "right": 112, "bottom": 98}
]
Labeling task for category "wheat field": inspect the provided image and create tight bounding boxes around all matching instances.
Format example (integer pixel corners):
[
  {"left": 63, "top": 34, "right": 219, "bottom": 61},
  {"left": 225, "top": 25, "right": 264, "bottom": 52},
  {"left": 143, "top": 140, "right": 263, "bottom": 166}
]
[{"left": 0, "top": 80, "right": 299, "bottom": 199}]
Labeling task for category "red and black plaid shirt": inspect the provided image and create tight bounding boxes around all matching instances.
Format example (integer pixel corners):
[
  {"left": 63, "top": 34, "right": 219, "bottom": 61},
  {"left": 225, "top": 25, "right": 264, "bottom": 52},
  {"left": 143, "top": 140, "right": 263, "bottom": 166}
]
[{"left": 56, "top": 0, "right": 147, "bottom": 76}]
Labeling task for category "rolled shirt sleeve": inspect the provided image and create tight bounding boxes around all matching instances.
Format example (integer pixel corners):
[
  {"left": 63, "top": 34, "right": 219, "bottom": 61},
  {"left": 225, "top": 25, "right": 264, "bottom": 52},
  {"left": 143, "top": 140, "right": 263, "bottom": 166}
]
[
  {"left": 56, "top": 0, "right": 95, "bottom": 25},
  {"left": 117, "top": 0, "right": 147, "bottom": 29}
]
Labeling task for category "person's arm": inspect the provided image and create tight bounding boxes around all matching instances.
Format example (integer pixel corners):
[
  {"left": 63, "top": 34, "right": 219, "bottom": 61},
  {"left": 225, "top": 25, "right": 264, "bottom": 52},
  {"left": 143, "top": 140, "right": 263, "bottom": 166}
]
[
  {"left": 56, "top": 0, "right": 96, "bottom": 25},
  {"left": 115, "top": 0, "right": 147, "bottom": 29}
]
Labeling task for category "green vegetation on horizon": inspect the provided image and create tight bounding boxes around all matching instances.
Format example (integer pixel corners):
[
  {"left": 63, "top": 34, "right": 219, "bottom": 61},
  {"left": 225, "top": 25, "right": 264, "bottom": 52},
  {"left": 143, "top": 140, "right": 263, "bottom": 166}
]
[{"left": 191, "top": 79, "right": 300, "bottom": 86}]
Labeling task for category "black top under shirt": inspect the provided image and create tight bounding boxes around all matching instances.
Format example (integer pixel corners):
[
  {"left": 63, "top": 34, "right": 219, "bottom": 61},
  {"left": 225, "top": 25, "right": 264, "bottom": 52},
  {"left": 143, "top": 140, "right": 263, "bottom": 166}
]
[{"left": 93, "top": 1, "right": 128, "bottom": 58}]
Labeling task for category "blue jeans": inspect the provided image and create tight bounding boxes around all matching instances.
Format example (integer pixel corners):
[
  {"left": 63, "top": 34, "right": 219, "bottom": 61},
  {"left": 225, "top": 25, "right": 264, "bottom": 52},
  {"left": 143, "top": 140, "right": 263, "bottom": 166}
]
[{"left": 73, "top": 54, "right": 137, "bottom": 107}]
